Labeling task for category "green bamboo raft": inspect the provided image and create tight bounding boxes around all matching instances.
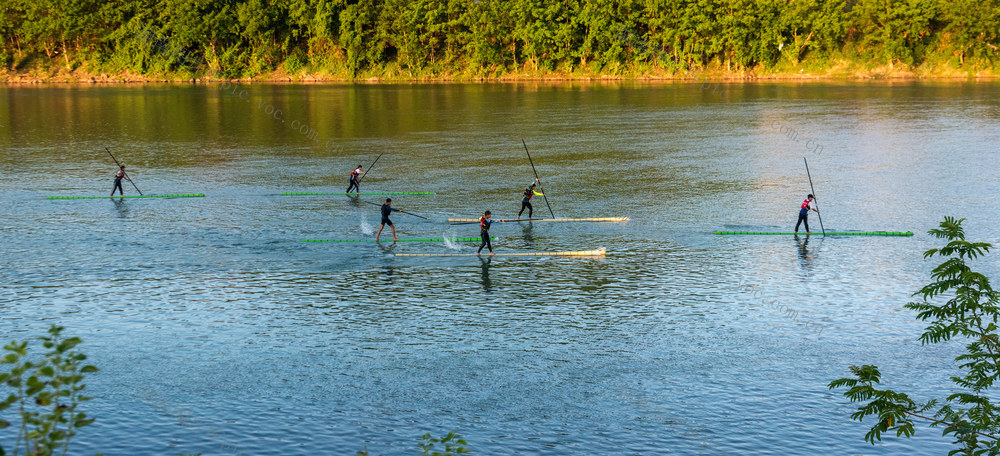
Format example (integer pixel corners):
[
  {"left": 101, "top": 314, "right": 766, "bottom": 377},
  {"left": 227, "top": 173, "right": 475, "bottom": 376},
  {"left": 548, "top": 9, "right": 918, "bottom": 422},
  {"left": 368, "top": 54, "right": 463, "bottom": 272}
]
[
  {"left": 47, "top": 194, "right": 205, "bottom": 200},
  {"left": 282, "top": 192, "right": 435, "bottom": 196},
  {"left": 714, "top": 231, "right": 913, "bottom": 236},
  {"left": 303, "top": 237, "right": 494, "bottom": 242}
]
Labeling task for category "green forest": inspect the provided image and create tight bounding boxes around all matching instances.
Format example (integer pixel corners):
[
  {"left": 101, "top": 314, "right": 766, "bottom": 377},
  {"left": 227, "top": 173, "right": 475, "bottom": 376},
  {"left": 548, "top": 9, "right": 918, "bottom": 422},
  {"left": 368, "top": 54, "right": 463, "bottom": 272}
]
[{"left": 1, "top": 0, "right": 998, "bottom": 81}]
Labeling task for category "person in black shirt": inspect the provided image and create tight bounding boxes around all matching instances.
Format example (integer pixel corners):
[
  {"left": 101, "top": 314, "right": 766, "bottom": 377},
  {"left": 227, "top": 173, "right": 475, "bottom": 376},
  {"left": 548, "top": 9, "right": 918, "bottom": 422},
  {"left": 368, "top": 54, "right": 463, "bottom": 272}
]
[
  {"left": 376, "top": 198, "right": 400, "bottom": 241},
  {"left": 477, "top": 210, "right": 494, "bottom": 255}
]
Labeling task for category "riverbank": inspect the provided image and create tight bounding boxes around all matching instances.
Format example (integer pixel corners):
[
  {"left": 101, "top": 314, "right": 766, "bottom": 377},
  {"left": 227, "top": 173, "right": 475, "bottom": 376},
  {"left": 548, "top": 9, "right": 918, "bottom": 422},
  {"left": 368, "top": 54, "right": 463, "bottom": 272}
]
[{"left": 2, "top": 58, "right": 996, "bottom": 84}]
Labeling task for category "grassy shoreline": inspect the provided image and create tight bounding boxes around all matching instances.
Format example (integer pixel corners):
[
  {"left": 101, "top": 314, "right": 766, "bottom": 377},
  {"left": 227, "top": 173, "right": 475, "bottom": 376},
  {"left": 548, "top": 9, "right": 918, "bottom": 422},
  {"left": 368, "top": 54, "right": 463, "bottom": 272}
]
[{"left": 2, "top": 60, "right": 997, "bottom": 84}]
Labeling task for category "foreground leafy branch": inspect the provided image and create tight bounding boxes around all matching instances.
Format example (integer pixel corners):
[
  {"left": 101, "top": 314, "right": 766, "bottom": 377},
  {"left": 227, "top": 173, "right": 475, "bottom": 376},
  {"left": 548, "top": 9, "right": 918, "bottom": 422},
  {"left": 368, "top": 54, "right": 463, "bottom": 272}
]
[
  {"left": 830, "top": 217, "right": 1000, "bottom": 454},
  {"left": 0, "top": 325, "right": 99, "bottom": 456},
  {"left": 357, "top": 431, "right": 469, "bottom": 456},
  {"left": 418, "top": 431, "right": 469, "bottom": 456}
]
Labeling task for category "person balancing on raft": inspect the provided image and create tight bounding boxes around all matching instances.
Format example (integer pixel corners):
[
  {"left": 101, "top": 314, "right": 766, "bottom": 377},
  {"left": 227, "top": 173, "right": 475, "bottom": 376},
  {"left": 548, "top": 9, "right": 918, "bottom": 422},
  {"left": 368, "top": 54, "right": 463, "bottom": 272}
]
[
  {"left": 517, "top": 178, "right": 544, "bottom": 220},
  {"left": 794, "top": 194, "right": 820, "bottom": 234},
  {"left": 477, "top": 210, "right": 494, "bottom": 255},
  {"left": 346, "top": 165, "right": 365, "bottom": 194},
  {"left": 110, "top": 165, "right": 132, "bottom": 197},
  {"left": 376, "top": 198, "right": 400, "bottom": 241}
]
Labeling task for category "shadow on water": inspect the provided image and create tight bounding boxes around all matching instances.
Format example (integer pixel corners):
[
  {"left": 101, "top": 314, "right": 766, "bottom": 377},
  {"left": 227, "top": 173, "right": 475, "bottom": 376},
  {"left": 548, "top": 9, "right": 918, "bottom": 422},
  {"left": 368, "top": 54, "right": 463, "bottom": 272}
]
[
  {"left": 794, "top": 234, "right": 825, "bottom": 270},
  {"left": 518, "top": 221, "right": 535, "bottom": 248},
  {"left": 377, "top": 265, "right": 398, "bottom": 285},
  {"left": 111, "top": 198, "right": 128, "bottom": 218},
  {"left": 375, "top": 241, "right": 396, "bottom": 254},
  {"left": 479, "top": 256, "right": 492, "bottom": 291}
]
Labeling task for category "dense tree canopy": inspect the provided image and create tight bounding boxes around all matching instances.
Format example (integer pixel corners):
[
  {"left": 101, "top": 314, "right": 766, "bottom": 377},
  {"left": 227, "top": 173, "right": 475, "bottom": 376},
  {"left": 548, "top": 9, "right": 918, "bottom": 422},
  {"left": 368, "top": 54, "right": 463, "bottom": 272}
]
[{"left": 0, "top": 0, "right": 997, "bottom": 78}]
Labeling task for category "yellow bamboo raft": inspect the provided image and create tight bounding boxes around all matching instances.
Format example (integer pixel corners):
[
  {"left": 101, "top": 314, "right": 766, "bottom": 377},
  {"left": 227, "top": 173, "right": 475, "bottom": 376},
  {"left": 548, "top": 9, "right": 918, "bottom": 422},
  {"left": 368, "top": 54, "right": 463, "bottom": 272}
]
[{"left": 395, "top": 248, "right": 606, "bottom": 257}]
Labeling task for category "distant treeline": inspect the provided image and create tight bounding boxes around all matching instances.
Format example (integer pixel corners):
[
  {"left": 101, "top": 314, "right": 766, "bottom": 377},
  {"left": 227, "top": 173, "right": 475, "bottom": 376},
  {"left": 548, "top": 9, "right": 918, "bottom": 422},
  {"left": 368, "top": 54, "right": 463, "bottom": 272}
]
[{"left": 1, "top": 0, "right": 998, "bottom": 79}]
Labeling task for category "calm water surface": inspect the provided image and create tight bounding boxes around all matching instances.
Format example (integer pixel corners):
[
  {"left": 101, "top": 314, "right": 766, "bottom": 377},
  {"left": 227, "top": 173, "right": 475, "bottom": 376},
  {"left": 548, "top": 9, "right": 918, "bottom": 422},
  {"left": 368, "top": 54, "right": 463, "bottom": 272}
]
[{"left": 2, "top": 81, "right": 1000, "bottom": 455}]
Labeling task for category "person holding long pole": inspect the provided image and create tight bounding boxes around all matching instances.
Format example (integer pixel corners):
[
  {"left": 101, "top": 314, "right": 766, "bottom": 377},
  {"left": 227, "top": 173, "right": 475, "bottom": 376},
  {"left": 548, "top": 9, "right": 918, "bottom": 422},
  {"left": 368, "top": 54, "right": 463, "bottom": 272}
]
[
  {"left": 346, "top": 165, "right": 365, "bottom": 194},
  {"left": 345, "top": 153, "right": 384, "bottom": 195},
  {"left": 375, "top": 198, "right": 400, "bottom": 242},
  {"left": 111, "top": 165, "right": 132, "bottom": 197},
  {"left": 794, "top": 194, "right": 819, "bottom": 234},
  {"left": 803, "top": 157, "right": 826, "bottom": 236},
  {"left": 516, "top": 178, "right": 544, "bottom": 220},
  {"left": 106, "top": 147, "right": 142, "bottom": 196}
]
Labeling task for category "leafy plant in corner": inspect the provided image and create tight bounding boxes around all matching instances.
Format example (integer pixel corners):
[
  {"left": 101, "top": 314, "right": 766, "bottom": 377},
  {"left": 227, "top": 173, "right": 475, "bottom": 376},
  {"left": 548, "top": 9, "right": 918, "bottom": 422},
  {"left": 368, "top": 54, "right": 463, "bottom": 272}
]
[
  {"left": 418, "top": 431, "right": 469, "bottom": 456},
  {"left": 1, "top": 325, "right": 99, "bottom": 456},
  {"left": 830, "top": 217, "right": 1000, "bottom": 454}
]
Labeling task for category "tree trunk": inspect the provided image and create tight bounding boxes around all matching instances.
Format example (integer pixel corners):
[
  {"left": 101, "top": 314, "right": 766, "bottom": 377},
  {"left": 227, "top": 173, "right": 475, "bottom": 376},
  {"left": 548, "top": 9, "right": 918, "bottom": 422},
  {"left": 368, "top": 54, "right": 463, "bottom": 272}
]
[
  {"left": 796, "top": 31, "right": 814, "bottom": 65},
  {"left": 63, "top": 40, "right": 71, "bottom": 70}
]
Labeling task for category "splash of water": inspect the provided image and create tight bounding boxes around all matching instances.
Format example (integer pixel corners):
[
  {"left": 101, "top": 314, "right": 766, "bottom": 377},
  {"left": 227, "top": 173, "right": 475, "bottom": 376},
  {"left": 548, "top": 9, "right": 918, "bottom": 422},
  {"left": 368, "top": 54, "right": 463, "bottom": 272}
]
[
  {"left": 442, "top": 229, "right": 465, "bottom": 251},
  {"left": 360, "top": 217, "right": 375, "bottom": 235},
  {"left": 443, "top": 237, "right": 462, "bottom": 251}
]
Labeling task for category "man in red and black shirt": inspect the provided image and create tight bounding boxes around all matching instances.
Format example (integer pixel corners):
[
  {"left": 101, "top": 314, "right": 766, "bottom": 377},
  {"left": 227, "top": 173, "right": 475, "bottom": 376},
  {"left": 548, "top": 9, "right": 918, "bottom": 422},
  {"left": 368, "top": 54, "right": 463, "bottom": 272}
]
[
  {"left": 346, "top": 165, "right": 364, "bottom": 194},
  {"left": 794, "top": 194, "right": 819, "bottom": 234},
  {"left": 111, "top": 165, "right": 131, "bottom": 197}
]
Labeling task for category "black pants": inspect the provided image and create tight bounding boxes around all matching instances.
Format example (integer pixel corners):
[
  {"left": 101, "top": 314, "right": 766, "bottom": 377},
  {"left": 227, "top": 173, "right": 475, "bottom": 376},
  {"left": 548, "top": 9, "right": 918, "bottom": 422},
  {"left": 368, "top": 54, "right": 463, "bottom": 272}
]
[
  {"left": 112, "top": 180, "right": 124, "bottom": 196},
  {"left": 795, "top": 212, "right": 809, "bottom": 232},
  {"left": 346, "top": 179, "right": 359, "bottom": 193},
  {"left": 518, "top": 200, "right": 533, "bottom": 218},
  {"left": 478, "top": 230, "right": 492, "bottom": 253}
]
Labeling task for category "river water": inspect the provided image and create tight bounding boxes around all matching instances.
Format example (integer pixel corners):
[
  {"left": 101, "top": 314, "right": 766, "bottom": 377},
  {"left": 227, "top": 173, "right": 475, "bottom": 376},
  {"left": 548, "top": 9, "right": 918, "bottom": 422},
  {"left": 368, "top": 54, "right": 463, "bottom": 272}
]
[{"left": 1, "top": 81, "right": 999, "bottom": 455}]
